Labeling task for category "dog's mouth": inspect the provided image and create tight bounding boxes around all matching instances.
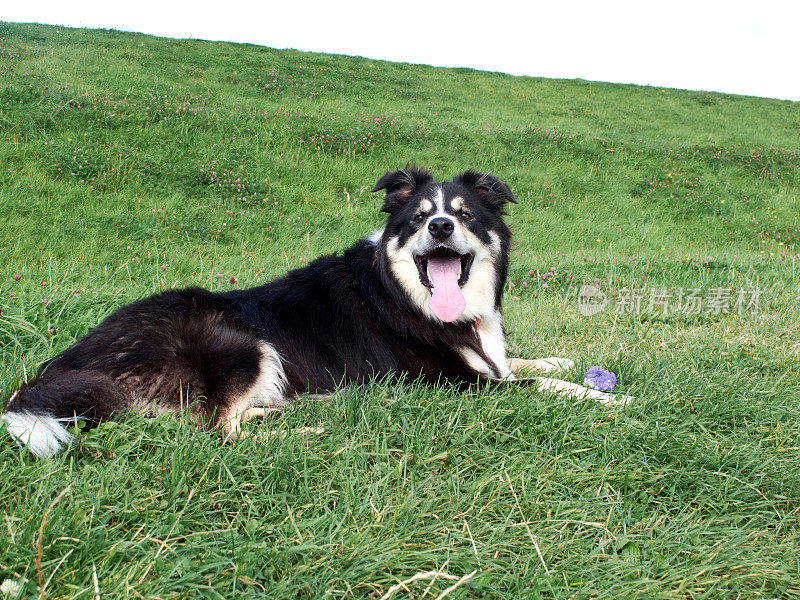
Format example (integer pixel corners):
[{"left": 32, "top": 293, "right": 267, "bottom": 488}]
[
  {"left": 414, "top": 248, "right": 474, "bottom": 288},
  {"left": 413, "top": 248, "right": 474, "bottom": 322}
]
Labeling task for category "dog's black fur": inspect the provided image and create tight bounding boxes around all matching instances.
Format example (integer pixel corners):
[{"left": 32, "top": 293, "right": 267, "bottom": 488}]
[{"left": 3, "top": 167, "right": 521, "bottom": 456}]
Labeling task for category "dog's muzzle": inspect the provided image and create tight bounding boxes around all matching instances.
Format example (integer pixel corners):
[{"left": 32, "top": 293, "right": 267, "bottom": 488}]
[{"left": 427, "top": 217, "right": 454, "bottom": 241}]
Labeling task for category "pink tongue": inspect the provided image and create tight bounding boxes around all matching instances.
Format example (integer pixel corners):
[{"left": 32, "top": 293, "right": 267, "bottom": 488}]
[{"left": 427, "top": 256, "right": 466, "bottom": 322}]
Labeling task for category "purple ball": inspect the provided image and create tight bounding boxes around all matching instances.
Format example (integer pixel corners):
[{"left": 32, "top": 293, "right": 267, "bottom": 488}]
[{"left": 584, "top": 366, "right": 617, "bottom": 392}]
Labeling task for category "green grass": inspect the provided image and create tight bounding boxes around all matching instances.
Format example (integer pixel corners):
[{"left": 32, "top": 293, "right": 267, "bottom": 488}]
[{"left": 1, "top": 20, "right": 800, "bottom": 599}]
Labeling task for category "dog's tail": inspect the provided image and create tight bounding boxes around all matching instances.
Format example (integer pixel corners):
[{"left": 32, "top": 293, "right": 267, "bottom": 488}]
[{"left": 2, "top": 370, "right": 124, "bottom": 458}]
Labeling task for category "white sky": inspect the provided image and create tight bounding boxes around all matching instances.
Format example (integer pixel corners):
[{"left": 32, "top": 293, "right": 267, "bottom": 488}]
[{"left": 5, "top": 0, "right": 800, "bottom": 101}]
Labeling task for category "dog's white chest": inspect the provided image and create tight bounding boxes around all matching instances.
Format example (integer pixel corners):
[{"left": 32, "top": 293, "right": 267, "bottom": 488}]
[{"left": 459, "top": 311, "right": 510, "bottom": 378}]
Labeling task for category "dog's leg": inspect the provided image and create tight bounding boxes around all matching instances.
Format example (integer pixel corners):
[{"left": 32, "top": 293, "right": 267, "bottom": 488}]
[
  {"left": 306, "top": 392, "right": 336, "bottom": 400},
  {"left": 223, "top": 406, "right": 286, "bottom": 440},
  {"left": 507, "top": 376, "right": 632, "bottom": 406},
  {"left": 223, "top": 400, "right": 290, "bottom": 439},
  {"left": 220, "top": 341, "right": 290, "bottom": 440},
  {"left": 507, "top": 357, "right": 575, "bottom": 375}
]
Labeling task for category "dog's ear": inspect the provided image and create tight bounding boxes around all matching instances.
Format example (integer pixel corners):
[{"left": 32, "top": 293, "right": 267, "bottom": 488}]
[
  {"left": 372, "top": 167, "right": 433, "bottom": 213},
  {"left": 453, "top": 170, "right": 517, "bottom": 212}
]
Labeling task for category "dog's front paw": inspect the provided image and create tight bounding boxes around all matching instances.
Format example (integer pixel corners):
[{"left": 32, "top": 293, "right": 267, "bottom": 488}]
[
  {"left": 508, "top": 357, "right": 575, "bottom": 375},
  {"left": 535, "top": 377, "right": 633, "bottom": 406},
  {"left": 535, "top": 357, "right": 575, "bottom": 373}
]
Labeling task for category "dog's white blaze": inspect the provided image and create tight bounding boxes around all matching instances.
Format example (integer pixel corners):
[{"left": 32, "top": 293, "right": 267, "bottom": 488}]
[
  {"left": 223, "top": 341, "right": 289, "bottom": 436},
  {"left": 2, "top": 411, "right": 74, "bottom": 458},
  {"left": 424, "top": 186, "right": 457, "bottom": 233},
  {"left": 476, "top": 311, "right": 510, "bottom": 377},
  {"left": 423, "top": 186, "right": 465, "bottom": 245},
  {"left": 431, "top": 186, "right": 444, "bottom": 213}
]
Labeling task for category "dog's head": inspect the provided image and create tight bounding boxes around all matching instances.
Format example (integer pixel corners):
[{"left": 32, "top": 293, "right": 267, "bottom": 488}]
[{"left": 372, "top": 167, "right": 516, "bottom": 323}]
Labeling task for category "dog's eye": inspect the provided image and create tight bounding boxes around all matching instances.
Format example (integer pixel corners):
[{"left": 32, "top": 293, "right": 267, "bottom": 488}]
[
  {"left": 412, "top": 213, "right": 425, "bottom": 223},
  {"left": 460, "top": 211, "right": 472, "bottom": 220}
]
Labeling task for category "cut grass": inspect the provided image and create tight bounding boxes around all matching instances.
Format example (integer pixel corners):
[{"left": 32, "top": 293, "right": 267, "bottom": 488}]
[{"left": 0, "top": 21, "right": 799, "bottom": 599}]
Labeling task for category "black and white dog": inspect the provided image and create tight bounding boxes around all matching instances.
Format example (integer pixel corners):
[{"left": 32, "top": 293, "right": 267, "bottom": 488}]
[{"left": 3, "top": 168, "right": 628, "bottom": 457}]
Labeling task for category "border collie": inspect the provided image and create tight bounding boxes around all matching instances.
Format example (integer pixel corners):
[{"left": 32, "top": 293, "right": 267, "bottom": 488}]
[{"left": 2, "top": 168, "right": 629, "bottom": 457}]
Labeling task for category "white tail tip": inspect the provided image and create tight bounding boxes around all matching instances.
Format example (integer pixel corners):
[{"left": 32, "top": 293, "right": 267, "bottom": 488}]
[{"left": 2, "top": 411, "right": 73, "bottom": 458}]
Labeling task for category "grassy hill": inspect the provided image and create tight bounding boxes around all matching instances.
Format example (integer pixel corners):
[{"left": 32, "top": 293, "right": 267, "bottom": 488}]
[{"left": 1, "top": 21, "right": 799, "bottom": 598}]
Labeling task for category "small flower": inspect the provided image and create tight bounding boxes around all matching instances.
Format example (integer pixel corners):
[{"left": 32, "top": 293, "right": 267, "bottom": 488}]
[
  {"left": 229, "top": 276, "right": 236, "bottom": 284},
  {"left": 41, "top": 281, "right": 48, "bottom": 286},
  {"left": 584, "top": 366, "right": 617, "bottom": 392},
  {"left": 1, "top": 579, "right": 21, "bottom": 597},
  {"left": 13, "top": 274, "right": 20, "bottom": 281},
  {"left": 48, "top": 328, "right": 55, "bottom": 334},
  {"left": 42, "top": 298, "right": 49, "bottom": 306},
  {"left": 160, "top": 265, "right": 166, "bottom": 271}
]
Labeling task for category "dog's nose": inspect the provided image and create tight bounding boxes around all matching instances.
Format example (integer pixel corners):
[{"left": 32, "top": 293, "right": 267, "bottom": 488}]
[{"left": 428, "top": 217, "right": 454, "bottom": 240}]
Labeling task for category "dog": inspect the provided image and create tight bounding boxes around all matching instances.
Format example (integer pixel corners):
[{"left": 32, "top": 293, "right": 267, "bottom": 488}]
[{"left": 2, "top": 167, "right": 629, "bottom": 457}]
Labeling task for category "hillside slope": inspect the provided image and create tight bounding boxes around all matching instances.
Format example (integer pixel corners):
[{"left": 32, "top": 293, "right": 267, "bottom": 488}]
[
  {"left": 1, "top": 22, "right": 800, "bottom": 599},
  {"left": 1, "top": 21, "right": 798, "bottom": 266}
]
